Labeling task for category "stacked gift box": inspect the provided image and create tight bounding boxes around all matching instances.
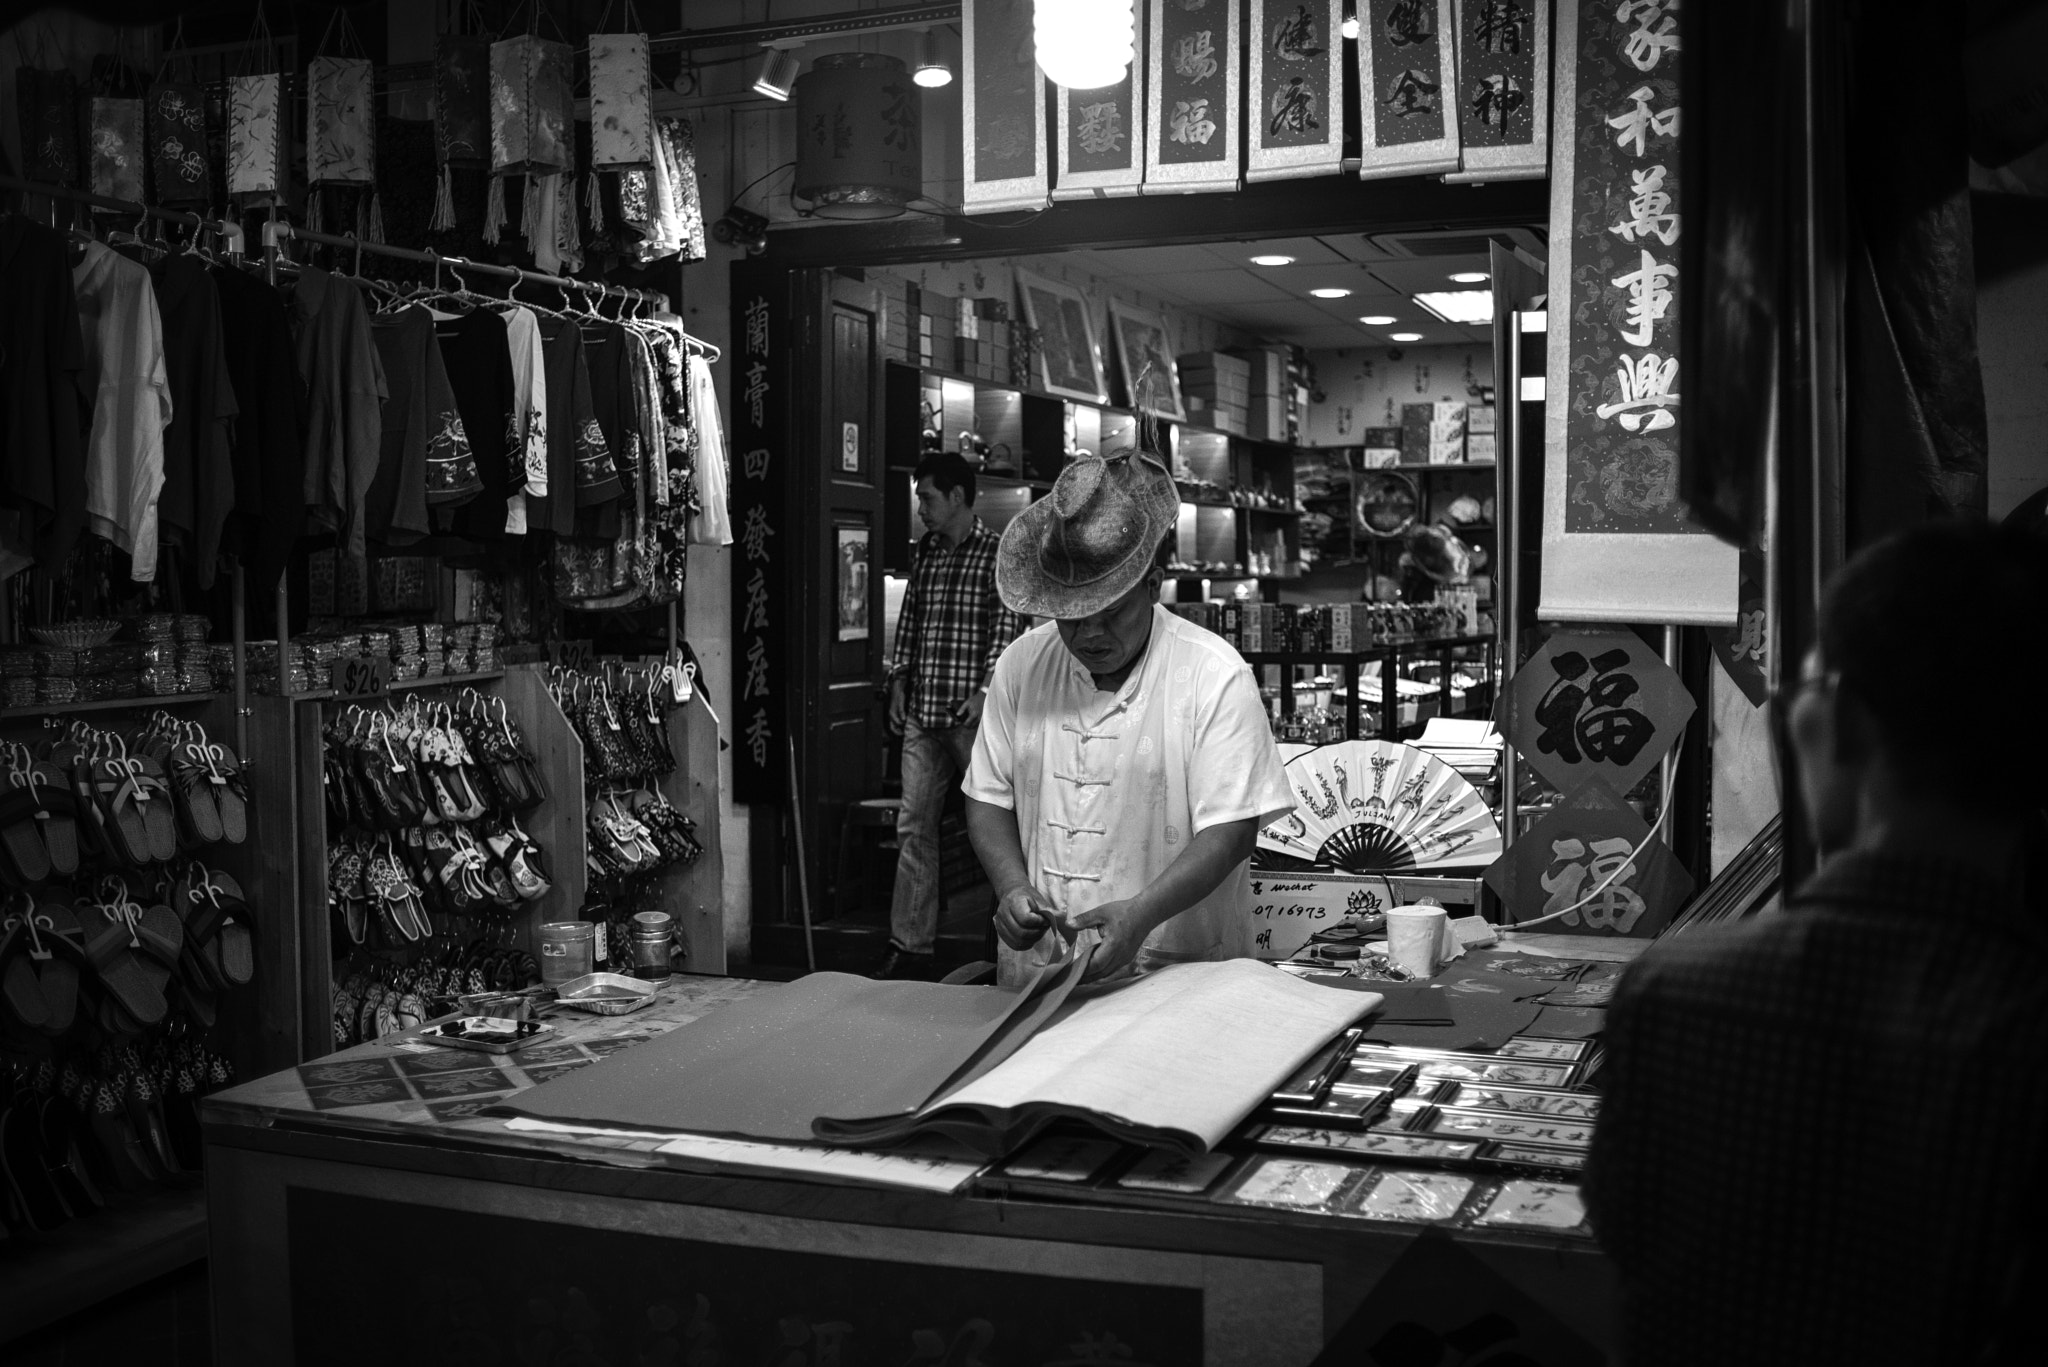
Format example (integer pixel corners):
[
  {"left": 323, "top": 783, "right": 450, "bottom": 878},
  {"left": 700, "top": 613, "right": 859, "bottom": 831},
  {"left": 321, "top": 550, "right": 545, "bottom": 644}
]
[
  {"left": 1362, "top": 426, "right": 1406, "bottom": 468},
  {"left": 1402, "top": 402, "right": 1471, "bottom": 465},
  {"left": 951, "top": 295, "right": 1012, "bottom": 382},
  {"left": 0, "top": 643, "right": 149, "bottom": 705},
  {"left": 1466, "top": 404, "right": 1497, "bottom": 463},
  {"left": 1177, "top": 351, "right": 1250, "bottom": 434},
  {"left": 1228, "top": 345, "right": 1306, "bottom": 443}
]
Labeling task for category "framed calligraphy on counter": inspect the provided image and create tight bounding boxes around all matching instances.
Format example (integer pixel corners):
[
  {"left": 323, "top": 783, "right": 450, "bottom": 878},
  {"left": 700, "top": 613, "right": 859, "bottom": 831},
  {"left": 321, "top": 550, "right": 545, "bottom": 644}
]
[{"left": 1540, "top": 0, "right": 1737, "bottom": 625}]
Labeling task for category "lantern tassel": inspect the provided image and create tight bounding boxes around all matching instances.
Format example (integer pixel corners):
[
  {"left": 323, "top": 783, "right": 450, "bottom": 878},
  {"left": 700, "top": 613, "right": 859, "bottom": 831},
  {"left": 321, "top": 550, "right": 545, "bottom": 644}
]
[
  {"left": 431, "top": 164, "right": 456, "bottom": 232},
  {"left": 520, "top": 174, "right": 543, "bottom": 245},
  {"left": 366, "top": 192, "right": 384, "bottom": 244},
  {"left": 585, "top": 171, "right": 605, "bottom": 234},
  {"left": 482, "top": 174, "right": 506, "bottom": 244},
  {"left": 306, "top": 187, "right": 323, "bottom": 234}
]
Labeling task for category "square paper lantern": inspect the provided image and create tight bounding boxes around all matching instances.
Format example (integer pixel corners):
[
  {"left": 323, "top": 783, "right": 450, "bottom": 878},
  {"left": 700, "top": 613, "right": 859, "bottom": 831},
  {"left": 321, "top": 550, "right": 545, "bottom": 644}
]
[
  {"left": 229, "top": 72, "right": 288, "bottom": 197},
  {"left": 307, "top": 56, "right": 376, "bottom": 186},
  {"left": 146, "top": 82, "right": 210, "bottom": 204},
  {"left": 588, "top": 33, "right": 652, "bottom": 170},
  {"left": 89, "top": 95, "right": 144, "bottom": 202},
  {"left": 435, "top": 34, "right": 491, "bottom": 168},
  {"left": 489, "top": 35, "right": 573, "bottom": 175},
  {"left": 16, "top": 67, "right": 81, "bottom": 187}
]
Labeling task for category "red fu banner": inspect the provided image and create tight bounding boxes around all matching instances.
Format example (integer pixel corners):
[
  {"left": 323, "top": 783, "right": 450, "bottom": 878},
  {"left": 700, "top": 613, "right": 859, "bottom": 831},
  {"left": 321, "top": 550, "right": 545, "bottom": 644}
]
[
  {"left": 1356, "top": 0, "right": 1460, "bottom": 180},
  {"left": 963, "top": 0, "right": 1048, "bottom": 213},
  {"left": 1447, "top": 0, "right": 1550, "bottom": 182},
  {"left": 1145, "top": 0, "right": 1242, "bottom": 193},
  {"left": 1247, "top": 0, "right": 1345, "bottom": 182}
]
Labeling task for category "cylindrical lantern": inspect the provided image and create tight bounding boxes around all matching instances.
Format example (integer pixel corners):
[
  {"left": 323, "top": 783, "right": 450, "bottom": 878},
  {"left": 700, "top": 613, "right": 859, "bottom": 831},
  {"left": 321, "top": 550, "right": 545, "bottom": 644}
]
[
  {"left": 1034, "top": 0, "right": 1135, "bottom": 90},
  {"left": 89, "top": 95, "right": 145, "bottom": 202},
  {"left": 792, "top": 52, "right": 921, "bottom": 221}
]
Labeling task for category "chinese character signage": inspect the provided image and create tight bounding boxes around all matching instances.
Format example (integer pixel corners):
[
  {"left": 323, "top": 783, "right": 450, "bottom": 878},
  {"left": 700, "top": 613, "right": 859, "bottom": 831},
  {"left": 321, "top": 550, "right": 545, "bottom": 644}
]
[
  {"left": 1356, "top": 0, "right": 1460, "bottom": 179},
  {"left": 962, "top": 0, "right": 1048, "bottom": 213},
  {"left": 1484, "top": 778, "right": 1695, "bottom": 936},
  {"left": 1540, "top": 0, "right": 1736, "bottom": 625},
  {"left": 1055, "top": 23, "right": 1144, "bottom": 199},
  {"left": 1496, "top": 629, "right": 1694, "bottom": 801},
  {"left": 1447, "top": 0, "right": 1549, "bottom": 182},
  {"left": 1247, "top": 1, "right": 1345, "bottom": 182},
  {"left": 1146, "top": 0, "right": 1242, "bottom": 192},
  {"left": 729, "top": 263, "right": 789, "bottom": 803}
]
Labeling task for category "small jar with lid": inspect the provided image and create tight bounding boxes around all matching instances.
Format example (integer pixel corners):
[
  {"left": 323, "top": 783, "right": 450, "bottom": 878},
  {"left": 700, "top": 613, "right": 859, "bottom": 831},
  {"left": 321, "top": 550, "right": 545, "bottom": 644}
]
[
  {"left": 539, "top": 921, "right": 596, "bottom": 989},
  {"left": 627, "top": 911, "right": 675, "bottom": 981}
]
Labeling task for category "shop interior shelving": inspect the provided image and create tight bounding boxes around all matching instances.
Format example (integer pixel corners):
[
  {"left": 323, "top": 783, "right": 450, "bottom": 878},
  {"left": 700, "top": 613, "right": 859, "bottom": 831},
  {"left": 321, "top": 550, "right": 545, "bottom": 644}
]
[{"left": 1241, "top": 633, "right": 1501, "bottom": 743}]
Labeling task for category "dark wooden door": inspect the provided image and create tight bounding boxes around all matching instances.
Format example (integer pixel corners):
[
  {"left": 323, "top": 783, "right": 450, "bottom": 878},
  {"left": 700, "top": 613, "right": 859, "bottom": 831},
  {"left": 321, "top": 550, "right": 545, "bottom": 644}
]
[{"left": 795, "top": 271, "right": 889, "bottom": 928}]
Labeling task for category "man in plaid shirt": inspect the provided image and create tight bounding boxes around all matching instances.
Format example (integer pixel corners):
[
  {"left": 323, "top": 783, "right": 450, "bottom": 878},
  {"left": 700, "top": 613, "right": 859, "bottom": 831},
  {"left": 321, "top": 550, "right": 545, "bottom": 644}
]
[
  {"left": 875, "top": 453, "right": 1022, "bottom": 978},
  {"left": 1585, "top": 520, "right": 2048, "bottom": 1365}
]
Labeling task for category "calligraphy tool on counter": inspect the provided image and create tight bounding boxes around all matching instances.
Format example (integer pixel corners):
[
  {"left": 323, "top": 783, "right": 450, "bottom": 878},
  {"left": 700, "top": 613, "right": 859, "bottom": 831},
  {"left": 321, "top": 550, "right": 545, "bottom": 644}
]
[{"left": 1270, "top": 1025, "right": 1364, "bottom": 1108}]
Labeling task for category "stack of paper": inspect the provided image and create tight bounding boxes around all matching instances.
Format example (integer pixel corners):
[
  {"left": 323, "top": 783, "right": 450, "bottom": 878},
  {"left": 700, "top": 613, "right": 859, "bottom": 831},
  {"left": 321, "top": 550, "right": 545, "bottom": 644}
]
[{"left": 1412, "top": 717, "right": 1504, "bottom": 782}]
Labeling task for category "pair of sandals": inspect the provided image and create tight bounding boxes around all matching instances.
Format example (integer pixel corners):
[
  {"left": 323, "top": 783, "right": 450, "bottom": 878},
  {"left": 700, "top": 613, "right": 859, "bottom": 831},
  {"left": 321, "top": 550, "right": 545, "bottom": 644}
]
[
  {"left": 451, "top": 689, "right": 549, "bottom": 812},
  {"left": 0, "top": 884, "right": 176, "bottom": 1040},
  {"left": 587, "top": 789, "right": 700, "bottom": 880},
  {"left": 326, "top": 710, "right": 486, "bottom": 835},
  {"left": 331, "top": 964, "right": 429, "bottom": 1049},
  {"left": 143, "top": 714, "right": 250, "bottom": 847},
  {"left": 566, "top": 683, "right": 677, "bottom": 785},
  {"left": 329, "top": 834, "right": 432, "bottom": 946}
]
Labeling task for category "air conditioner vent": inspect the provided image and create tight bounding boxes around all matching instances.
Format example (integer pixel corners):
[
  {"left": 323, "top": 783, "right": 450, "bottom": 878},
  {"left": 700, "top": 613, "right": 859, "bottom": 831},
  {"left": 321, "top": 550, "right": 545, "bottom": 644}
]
[{"left": 1367, "top": 227, "right": 1547, "bottom": 260}]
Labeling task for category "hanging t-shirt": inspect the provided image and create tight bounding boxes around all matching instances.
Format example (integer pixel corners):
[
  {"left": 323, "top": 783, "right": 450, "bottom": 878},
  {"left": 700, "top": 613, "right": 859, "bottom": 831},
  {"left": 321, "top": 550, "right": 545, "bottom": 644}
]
[
  {"left": 150, "top": 252, "right": 239, "bottom": 587},
  {"left": 371, "top": 306, "right": 478, "bottom": 542},
  {"left": 287, "top": 267, "right": 388, "bottom": 609},
  {"left": 0, "top": 217, "right": 90, "bottom": 579},
  {"left": 687, "top": 351, "right": 732, "bottom": 547},
  {"left": 500, "top": 304, "right": 549, "bottom": 534},
  {"left": 211, "top": 264, "right": 307, "bottom": 598},
  {"left": 435, "top": 308, "right": 514, "bottom": 537},
  {"left": 73, "top": 241, "right": 174, "bottom": 580},
  {"left": 532, "top": 317, "right": 621, "bottom": 537}
]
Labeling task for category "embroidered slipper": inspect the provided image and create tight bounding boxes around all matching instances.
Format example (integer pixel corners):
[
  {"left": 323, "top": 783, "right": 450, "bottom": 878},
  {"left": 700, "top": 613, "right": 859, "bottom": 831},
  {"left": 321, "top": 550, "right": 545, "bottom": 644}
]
[
  {"left": 165, "top": 735, "right": 226, "bottom": 846},
  {"left": 1, "top": 909, "right": 50, "bottom": 1031},
  {"left": 0, "top": 784, "right": 53, "bottom": 886}
]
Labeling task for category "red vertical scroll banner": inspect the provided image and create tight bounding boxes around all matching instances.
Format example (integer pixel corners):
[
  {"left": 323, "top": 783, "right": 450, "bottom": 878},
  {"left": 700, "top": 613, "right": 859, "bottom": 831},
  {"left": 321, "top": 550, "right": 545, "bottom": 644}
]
[
  {"left": 1247, "top": 0, "right": 1345, "bottom": 182},
  {"left": 1054, "top": 24, "right": 1145, "bottom": 199},
  {"left": 1447, "top": 0, "right": 1550, "bottom": 181},
  {"left": 1356, "top": 0, "right": 1461, "bottom": 180},
  {"left": 963, "top": 0, "right": 1049, "bottom": 213},
  {"left": 729, "top": 261, "right": 790, "bottom": 803},
  {"left": 1145, "top": 0, "right": 1242, "bottom": 193}
]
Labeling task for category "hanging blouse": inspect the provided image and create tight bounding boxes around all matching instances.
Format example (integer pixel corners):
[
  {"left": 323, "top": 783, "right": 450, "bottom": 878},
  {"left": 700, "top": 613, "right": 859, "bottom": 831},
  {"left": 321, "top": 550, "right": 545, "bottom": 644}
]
[
  {"left": 370, "top": 306, "right": 477, "bottom": 544},
  {"left": 149, "top": 253, "right": 239, "bottom": 587},
  {"left": 287, "top": 267, "right": 388, "bottom": 607},
  {"left": 663, "top": 117, "right": 708, "bottom": 263},
  {"left": 73, "top": 241, "right": 172, "bottom": 581},
  {"left": 437, "top": 308, "right": 517, "bottom": 538},
  {"left": 531, "top": 318, "right": 620, "bottom": 536},
  {"left": 500, "top": 305, "right": 550, "bottom": 534},
  {"left": 0, "top": 218, "right": 90, "bottom": 579},
  {"left": 687, "top": 351, "right": 733, "bottom": 547}
]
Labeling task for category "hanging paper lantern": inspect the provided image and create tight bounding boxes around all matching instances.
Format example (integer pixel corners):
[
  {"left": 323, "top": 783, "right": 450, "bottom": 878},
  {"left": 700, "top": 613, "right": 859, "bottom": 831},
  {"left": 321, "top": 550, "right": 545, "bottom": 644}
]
[
  {"left": 489, "top": 34, "right": 573, "bottom": 174},
  {"left": 792, "top": 52, "right": 922, "bottom": 221},
  {"left": 89, "top": 95, "right": 144, "bottom": 202},
  {"left": 589, "top": 32, "right": 653, "bottom": 171},
  {"left": 1033, "top": 0, "right": 1135, "bottom": 91},
  {"left": 307, "top": 56, "right": 376, "bottom": 186},
  {"left": 435, "top": 34, "right": 491, "bottom": 167},
  {"left": 145, "top": 81, "right": 210, "bottom": 205},
  {"left": 16, "top": 68, "right": 81, "bottom": 188},
  {"left": 228, "top": 72, "right": 288, "bottom": 199}
]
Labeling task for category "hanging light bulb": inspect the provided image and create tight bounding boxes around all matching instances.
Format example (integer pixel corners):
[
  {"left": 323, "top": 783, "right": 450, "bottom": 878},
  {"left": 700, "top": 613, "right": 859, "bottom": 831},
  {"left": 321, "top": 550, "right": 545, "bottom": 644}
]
[
  {"left": 913, "top": 29, "right": 954, "bottom": 88},
  {"left": 1034, "top": 0, "right": 1135, "bottom": 91},
  {"left": 1342, "top": 5, "right": 1361, "bottom": 41},
  {"left": 753, "top": 46, "right": 802, "bottom": 101}
]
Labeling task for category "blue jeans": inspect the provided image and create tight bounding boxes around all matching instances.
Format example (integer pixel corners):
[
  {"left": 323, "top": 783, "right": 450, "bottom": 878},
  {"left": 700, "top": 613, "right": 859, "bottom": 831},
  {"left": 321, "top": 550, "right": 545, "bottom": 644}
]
[{"left": 889, "top": 720, "right": 979, "bottom": 954}]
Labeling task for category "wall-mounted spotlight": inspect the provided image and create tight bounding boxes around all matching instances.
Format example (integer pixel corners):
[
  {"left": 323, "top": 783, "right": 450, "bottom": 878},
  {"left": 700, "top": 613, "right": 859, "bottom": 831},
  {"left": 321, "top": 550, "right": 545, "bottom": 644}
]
[
  {"left": 753, "top": 46, "right": 802, "bottom": 101},
  {"left": 712, "top": 205, "right": 771, "bottom": 255},
  {"left": 914, "top": 29, "right": 954, "bottom": 88}
]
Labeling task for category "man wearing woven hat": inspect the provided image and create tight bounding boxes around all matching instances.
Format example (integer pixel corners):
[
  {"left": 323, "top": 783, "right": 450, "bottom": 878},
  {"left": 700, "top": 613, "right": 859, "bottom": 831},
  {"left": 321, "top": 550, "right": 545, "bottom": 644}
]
[{"left": 963, "top": 447, "right": 1294, "bottom": 983}]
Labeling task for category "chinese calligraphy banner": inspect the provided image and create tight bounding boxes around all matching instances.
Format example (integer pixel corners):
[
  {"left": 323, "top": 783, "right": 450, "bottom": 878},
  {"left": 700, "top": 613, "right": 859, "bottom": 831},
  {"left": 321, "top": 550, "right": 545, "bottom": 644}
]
[
  {"left": 962, "top": 0, "right": 1048, "bottom": 213},
  {"left": 1540, "top": 0, "right": 1736, "bottom": 625},
  {"left": 1054, "top": 26, "right": 1145, "bottom": 199},
  {"left": 1357, "top": 0, "right": 1460, "bottom": 180},
  {"left": 1146, "top": 0, "right": 1242, "bottom": 193},
  {"left": 729, "top": 262, "right": 789, "bottom": 803},
  {"left": 1247, "top": 0, "right": 1345, "bottom": 182},
  {"left": 1495, "top": 628, "right": 1695, "bottom": 802},
  {"left": 1446, "top": 0, "right": 1549, "bottom": 182},
  {"left": 1483, "top": 778, "right": 1695, "bottom": 936}
]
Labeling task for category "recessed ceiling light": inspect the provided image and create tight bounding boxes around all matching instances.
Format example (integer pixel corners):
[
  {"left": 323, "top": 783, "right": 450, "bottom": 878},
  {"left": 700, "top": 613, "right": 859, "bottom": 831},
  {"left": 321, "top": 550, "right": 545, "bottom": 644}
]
[
  {"left": 1414, "top": 289, "right": 1493, "bottom": 324},
  {"left": 1308, "top": 287, "right": 1352, "bottom": 299},
  {"left": 1358, "top": 314, "right": 1397, "bottom": 326},
  {"left": 1390, "top": 332, "right": 1423, "bottom": 342},
  {"left": 1249, "top": 254, "right": 1295, "bottom": 266},
  {"left": 1448, "top": 270, "right": 1490, "bottom": 284}
]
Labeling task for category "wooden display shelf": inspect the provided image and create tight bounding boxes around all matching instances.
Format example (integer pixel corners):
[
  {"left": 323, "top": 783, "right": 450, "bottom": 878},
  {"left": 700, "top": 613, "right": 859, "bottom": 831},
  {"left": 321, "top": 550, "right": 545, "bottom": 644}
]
[
  {"left": 0, "top": 691, "right": 221, "bottom": 721},
  {"left": 0, "top": 1186, "right": 207, "bottom": 1343},
  {"left": 286, "top": 668, "right": 507, "bottom": 704}
]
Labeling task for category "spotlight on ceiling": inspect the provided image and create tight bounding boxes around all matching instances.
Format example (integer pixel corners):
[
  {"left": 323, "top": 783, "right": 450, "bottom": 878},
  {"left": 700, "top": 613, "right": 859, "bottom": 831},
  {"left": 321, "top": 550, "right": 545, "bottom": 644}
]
[
  {"left": 753, "top": 46, "right": 802, "bottom": 101},
  {"left": 1308, "top": 287, "right": 1352, "bottom": 299},
  {"left": 1448, "top": 270, "right": 1490, "bottom": 284},
  {"left": 1249, "top": 253, "right": 1296, "bottom": 266},
  {"left": 1359, "top": 314, "right": 1397, "bottom": 326},
  {"left": 1390, "top": 331, "right": 1423, "bottom": 342},
  {"left": 914, "top": 29, "right": 953, "bottom": 88},
  {"left": 1414, "top": 289, "right": 1494, "bottom": 324}
]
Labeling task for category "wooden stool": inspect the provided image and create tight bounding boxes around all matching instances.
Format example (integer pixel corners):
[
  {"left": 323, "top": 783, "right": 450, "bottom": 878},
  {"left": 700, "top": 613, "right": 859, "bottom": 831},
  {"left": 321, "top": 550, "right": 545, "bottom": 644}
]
[{"left": 835, "top": 797, "right": 902, "bottom": 919}]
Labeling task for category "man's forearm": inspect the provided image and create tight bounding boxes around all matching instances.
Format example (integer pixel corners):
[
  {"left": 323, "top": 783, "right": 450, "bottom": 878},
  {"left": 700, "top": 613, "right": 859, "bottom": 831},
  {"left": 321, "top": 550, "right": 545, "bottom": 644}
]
[
  {"left": 1127, "top": 817, "right": 1259, "bottom": 938},
  {"left": 965, "top": 796, "right": 1031, "bottom": 895}
]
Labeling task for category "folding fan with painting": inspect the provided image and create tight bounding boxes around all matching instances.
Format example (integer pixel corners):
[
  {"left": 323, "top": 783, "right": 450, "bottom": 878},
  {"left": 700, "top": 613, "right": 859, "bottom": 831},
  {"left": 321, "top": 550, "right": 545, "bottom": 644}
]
[{"left": 1258, "top": 740, "right": 1503, "bottom": 872}]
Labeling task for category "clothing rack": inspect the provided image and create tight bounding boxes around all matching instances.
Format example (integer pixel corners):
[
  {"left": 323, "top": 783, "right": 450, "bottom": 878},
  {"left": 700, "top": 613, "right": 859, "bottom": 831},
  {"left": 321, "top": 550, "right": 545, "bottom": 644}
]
[{"left": 0, "top": 174, "right": 251, "bottom": 761}]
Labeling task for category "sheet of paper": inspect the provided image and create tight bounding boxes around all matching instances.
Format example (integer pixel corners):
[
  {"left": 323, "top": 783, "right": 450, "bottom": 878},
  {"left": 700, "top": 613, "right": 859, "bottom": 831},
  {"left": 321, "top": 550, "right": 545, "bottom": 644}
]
[
  {"left": 934, "top": 960, "right": 1380, "bottom": 1152},
  {"left": 650, "top": 1133, "right": 982, "bottom": 1194}
]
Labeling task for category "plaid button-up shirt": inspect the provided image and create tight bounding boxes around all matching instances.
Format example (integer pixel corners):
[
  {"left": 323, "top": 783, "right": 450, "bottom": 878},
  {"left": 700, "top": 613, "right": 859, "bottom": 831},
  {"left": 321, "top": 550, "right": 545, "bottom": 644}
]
[
  {"left": 890, "top": 517, "right": 1021, "bottom": 730},
  {"left": 1585, "top": 846, "right": 2048, "bottom": 1366}
]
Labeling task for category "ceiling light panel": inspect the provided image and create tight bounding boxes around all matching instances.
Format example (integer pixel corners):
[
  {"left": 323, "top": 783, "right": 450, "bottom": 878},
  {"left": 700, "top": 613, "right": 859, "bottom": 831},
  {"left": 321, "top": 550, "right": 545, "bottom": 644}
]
[
  {"left": 1308, "top": 287, "right": 1352, "bottom": 299},
  {"left": 1413, "top": 289, "right": 1494, "bottom": 324}
]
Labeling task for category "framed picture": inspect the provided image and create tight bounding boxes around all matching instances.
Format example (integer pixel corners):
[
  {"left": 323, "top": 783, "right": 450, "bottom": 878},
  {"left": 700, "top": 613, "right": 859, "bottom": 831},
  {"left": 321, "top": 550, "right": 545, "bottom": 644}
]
[
  {"left": 1106, "top": 298, "right": 1186, "bottom": 422},
  {"left": 1013, "top": 268, "right": 1107, "bottom": 403},
  {"left": 835, "top": 526, "right": 870, "bottom": 642}
]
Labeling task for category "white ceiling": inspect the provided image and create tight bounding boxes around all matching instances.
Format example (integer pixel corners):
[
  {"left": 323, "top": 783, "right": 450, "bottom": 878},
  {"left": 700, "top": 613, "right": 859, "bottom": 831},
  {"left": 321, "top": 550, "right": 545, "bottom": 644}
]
[{"left": 1015, "top": 230, "right": 1540, "bottom": 350}]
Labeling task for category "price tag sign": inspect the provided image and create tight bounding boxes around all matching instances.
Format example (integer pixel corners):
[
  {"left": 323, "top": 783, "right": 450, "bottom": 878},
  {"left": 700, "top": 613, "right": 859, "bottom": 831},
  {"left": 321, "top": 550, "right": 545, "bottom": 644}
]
[
  {"left": 550, "top": 639, "right": 595, "bottom": 670},
  {"left": 335, "top": 655, "right": 392, "bottom": 698}
]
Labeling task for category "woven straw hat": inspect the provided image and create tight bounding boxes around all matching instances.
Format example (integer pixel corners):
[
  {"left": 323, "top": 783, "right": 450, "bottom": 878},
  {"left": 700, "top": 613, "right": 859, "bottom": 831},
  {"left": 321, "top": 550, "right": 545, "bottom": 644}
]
[{"left": 995, "top": 449, "right": 1179, "bottom": 619}]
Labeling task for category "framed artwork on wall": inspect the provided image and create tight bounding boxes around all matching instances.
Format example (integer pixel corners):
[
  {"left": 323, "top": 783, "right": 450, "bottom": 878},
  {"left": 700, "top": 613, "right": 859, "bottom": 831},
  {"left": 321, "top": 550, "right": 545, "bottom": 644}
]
[
  {"left": 836, "top": 525, "right": 870, "bottom": 642},
  {"left": 1107, "top": 298, "right": 1187, "bottom": 422},
  {"left": 1014, "top": 268, "right": 1108, "bottom": 404}
]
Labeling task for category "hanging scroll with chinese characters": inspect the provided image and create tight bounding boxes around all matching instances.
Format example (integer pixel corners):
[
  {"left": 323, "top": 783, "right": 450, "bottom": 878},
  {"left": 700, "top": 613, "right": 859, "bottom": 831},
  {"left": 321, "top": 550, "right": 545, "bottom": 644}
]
[
  {"left": 1247, "top": 1, "right": 1345, "bottom": 182},
  {"left": 1446, "top": 0, "right": 1549, "bottom": 182},
  {"left": 1483, "top": 778, "right": 1695, "bottom": 936},
  {"left": 1054, "top": 31, "right": 1144, "bottom": 199},
  {"left": 729, "top": 264, "right": 790, "bottom": 803},
  {"left": 963, "top": 0, "right": 1048, "bottom": 213},
  {"left": 1357, "top": 0, "right": 1460, "bottom": 180},
  {"left": 1541, "top": 0, "right": 1736, "bottom": 625},
  {"left": 1146, "top": 0, "right": 1242, "bottom": 193}
]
